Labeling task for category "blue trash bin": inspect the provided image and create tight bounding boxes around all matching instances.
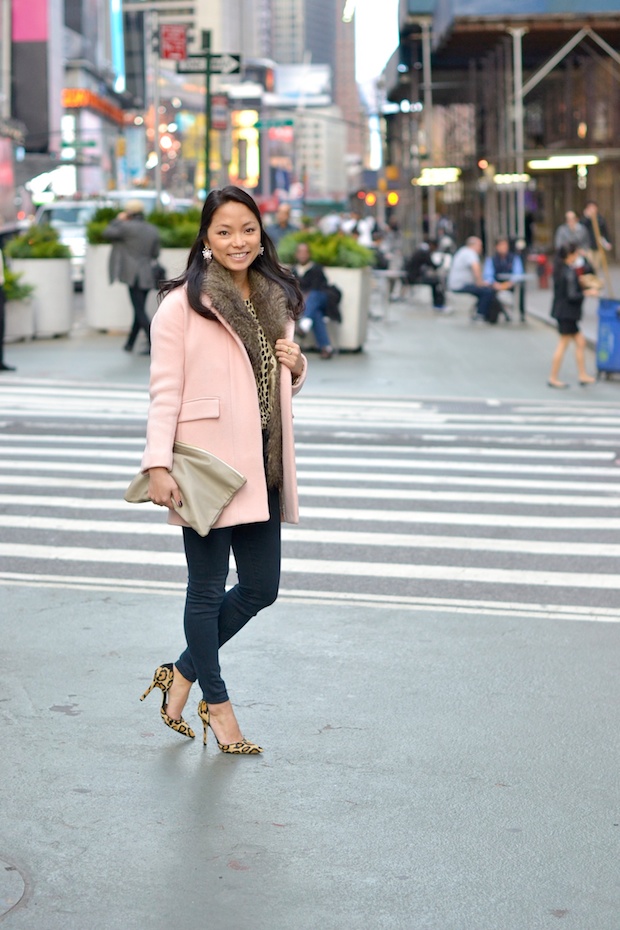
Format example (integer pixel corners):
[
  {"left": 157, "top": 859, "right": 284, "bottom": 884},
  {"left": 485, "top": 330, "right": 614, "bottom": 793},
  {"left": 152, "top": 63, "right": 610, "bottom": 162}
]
[{"left": 596, "top": 298, "right": 620, "bottom": 376}]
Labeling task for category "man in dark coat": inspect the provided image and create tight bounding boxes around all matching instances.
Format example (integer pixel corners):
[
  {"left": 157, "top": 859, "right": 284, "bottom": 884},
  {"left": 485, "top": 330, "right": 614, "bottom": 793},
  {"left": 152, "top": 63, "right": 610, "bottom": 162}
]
[
  {"left": 104, "top": 199, "right": 161, "bottom": 353},
  {"left": 405, "top": 239, "right": 448, "bottom": 311}
]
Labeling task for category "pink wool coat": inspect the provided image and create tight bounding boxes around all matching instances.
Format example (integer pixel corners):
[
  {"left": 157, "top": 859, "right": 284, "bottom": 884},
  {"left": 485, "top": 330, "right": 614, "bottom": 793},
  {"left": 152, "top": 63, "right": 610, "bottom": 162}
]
[{"left": 141, "top": 279, "right": 307, "bottom": 529}]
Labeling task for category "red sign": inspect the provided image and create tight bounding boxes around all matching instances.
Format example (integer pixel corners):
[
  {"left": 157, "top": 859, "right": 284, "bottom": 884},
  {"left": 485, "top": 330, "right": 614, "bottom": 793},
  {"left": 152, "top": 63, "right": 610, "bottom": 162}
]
[
  {"left": 160, "top": 24, "right": 187, "bottom": 61},
  {"left": 211, "top": 95, "right": 229, "bottom": 132},
  {"left": 268, "top": 126, "right": 294, "bottom": 143}
]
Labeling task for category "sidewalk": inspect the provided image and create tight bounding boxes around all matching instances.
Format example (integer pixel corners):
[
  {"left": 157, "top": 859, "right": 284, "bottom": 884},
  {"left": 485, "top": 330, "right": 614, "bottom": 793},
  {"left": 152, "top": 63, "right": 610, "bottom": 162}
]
[{"left": 2, "top": 271, "right": 619, "bottom": 402}]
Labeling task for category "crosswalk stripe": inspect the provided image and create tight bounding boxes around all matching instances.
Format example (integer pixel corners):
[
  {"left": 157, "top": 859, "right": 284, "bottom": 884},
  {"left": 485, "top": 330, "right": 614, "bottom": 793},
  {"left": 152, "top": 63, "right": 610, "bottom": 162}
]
[
  {"left": 0, "top": 473, "right": 618, "bottom": 506},
  {"left": 2, "top": 457, "right": 619, "bottom": 494},
  {"left": 0, "top": 514, "right": 618, "bottom": 558},
  {"left": 2, "top": 495, "right": 618, "bottom": 530},
  {"left": 0, "top": 435, "right": 615, "bottom": 461},
  {"left": 0, "top": 446, "right": 620, "bottom": 482},
  {"left": 1, "top": 542, "right": 619, "bottom": 590}
]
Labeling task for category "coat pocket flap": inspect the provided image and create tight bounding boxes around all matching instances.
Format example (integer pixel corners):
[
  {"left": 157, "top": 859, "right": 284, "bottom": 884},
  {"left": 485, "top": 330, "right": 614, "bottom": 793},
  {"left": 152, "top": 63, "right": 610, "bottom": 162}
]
[{"left": 177, "top": 397, "right": 220, "bottom": 422}]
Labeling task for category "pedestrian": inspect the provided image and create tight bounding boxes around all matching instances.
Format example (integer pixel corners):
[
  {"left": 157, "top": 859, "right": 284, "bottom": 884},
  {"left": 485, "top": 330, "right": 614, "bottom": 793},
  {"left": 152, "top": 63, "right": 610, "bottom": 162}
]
[
  {"left": 291, "top": 241, "right": 335, "bottom": 358},
  {"left": 265, "top": 203, "right": 297, "bottom": 249},
  {"left": 139, "top": 186, "right": 307, "bottom": 752},
  {"left": 581, "top": 200, "right": 612, "bottom": 270},
  {"left": 404, "top": 238, "right": 450, "bottom": 312},
  {"left": 447, "top": 236, "right": 498, "bottom": 321},
  {"left": 548, "top": 242, "right": 597, "bottom": 389},
  {"left": 482, "top": 236, "right": 525, "bottom": 322},
  {"left": 554, "top": 210, "right": 589, "bottom": 253},
  {"left": 104, "top": 199, "right": 162, "bottom": 354},
  {"left": 0, "top": 246, "right": 16, "bottom": 372}
]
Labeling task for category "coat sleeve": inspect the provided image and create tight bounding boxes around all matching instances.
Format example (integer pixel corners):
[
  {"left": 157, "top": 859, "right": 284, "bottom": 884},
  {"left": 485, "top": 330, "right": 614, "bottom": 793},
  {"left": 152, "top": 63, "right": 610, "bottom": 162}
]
[{"left": 141, "top": 292, "right": 186, "bottom": 472}]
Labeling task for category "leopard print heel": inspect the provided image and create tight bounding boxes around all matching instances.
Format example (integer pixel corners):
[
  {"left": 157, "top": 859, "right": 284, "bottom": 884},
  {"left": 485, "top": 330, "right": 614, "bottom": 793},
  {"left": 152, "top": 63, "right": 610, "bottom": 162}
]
[
  {"left": 197, "top": 700, "right": 262, "bottom": 753},
  {"left": 141, "top": 663, "right": 195, "bottom": 740}
]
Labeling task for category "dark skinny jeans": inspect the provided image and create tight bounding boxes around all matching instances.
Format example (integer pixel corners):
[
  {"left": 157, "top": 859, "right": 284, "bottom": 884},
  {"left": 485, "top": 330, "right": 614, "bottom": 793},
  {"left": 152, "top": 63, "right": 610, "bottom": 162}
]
[{"left": 175, "top": 487, "right": 281, "bottom": 703}]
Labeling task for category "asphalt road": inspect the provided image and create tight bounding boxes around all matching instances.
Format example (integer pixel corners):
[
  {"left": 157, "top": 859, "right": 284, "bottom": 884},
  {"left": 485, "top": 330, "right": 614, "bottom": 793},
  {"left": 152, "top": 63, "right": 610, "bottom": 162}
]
[{"left": 1, "top": 295, "right": 620, "bottom": 929}]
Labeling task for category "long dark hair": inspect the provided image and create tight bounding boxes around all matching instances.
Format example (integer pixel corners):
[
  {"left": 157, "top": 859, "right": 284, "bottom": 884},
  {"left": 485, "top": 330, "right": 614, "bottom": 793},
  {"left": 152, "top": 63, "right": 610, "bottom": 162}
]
[{"left": 160, "top": 186, "right": 304, "bottom": 319}]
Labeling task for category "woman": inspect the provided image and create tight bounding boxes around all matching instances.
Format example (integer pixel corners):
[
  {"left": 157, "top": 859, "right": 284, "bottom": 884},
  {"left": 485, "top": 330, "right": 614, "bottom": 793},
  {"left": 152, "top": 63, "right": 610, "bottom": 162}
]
[
  {"left": 139, "top": 187, "right": 307, "bottom": 752},
  {"left": 548, "top": 242, "right": 597, "bottom": 389}
]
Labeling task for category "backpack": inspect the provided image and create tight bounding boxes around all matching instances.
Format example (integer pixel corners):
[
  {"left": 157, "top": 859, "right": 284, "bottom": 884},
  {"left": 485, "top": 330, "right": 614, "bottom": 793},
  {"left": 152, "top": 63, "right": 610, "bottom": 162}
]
[
  {"left": 486, "top": 295, "right": 503, "bottom": 324},
  {"left": 324, "top": 283, "right": 342, "bottom": 323}
]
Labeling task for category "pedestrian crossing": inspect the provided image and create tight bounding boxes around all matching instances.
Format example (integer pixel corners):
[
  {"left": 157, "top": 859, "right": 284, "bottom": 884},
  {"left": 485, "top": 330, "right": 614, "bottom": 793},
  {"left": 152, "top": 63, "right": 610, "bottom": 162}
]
[{"left": 1, "top": 378, "right": 620, "bottom": 623}]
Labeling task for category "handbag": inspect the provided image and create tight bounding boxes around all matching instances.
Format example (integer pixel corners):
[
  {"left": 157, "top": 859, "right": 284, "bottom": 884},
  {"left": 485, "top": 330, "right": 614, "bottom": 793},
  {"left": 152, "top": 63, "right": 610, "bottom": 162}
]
[
  {"left": 151, "top": 259, "right": 167, "bottom": 285},
  {"left": 124, "top": 440, "right": 247, "bottom": 537}
]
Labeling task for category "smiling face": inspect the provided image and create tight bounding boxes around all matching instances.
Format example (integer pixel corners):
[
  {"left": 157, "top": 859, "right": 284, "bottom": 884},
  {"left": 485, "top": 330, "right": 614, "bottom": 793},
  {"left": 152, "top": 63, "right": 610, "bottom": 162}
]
[{"left": 204, "top": 201, "right": 262, "bottom": 278}]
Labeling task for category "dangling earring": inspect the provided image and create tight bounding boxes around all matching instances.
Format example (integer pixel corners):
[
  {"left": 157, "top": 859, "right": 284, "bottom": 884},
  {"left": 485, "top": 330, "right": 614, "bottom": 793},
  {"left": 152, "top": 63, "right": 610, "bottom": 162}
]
[
  {"left": 202, "top": 246, "right": 212, "bottom": 262},
  {"left": 259, "top": 245, "right": 265, "bottom": 256}
]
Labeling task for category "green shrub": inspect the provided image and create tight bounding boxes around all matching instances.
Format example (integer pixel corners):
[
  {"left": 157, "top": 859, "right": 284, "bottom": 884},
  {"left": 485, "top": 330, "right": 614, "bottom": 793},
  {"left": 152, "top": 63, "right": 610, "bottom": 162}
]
[
  {"left": 86, "top": 207, "right": 121, "bottom": 244},
  {"left": 87, "top": 208, "right": 200, "bottom": 248},
  {"left": 157, "top": 223, "right": 198, "bottom": 249},
  {"left": 5, "top": 225, "right": 72, "bottom": 259},
  {"left": 149, "top": 208, "right": 201, "bottom": 230},
  {"left": 3, "top": 267, "right": 35, "bottom": 301},
  {"left": 276, "top": 230, "right": 374, "bottom": 268}
]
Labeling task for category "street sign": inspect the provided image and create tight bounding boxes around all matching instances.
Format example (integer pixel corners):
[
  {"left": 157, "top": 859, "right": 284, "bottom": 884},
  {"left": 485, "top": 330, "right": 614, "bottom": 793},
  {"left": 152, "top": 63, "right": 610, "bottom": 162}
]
[
  {"left": 61, "top": 140, "right": 97, "bottom": 147},
  {"left": 176, "top": 53, "right": 241, "bottom": 75},
  {"left": 254, "top": 119, "right": 294, "bottom": 129},
  {"left": 160, "top": 24, "right": 187, "bottom": 61},
  {"left": 176, "top": 55, "right": 208, "bottom": 74},
  {"left": 209, "top": 54, "right": 241, "bottom": 74}
]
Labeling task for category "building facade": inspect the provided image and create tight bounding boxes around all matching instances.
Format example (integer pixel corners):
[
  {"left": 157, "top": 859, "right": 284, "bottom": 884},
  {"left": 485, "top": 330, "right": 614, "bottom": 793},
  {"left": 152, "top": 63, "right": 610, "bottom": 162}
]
[{"left": 386, "top": 0, "right": 620, "bottom": 255}]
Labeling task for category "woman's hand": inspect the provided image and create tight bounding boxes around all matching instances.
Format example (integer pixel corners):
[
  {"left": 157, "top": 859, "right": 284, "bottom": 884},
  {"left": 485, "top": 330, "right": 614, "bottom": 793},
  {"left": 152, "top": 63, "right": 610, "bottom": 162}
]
[
  {"left": 147, "top": 466, "right": 182, "bottom": 510},
  {"left": 275, "top": 338, "right": 304, "bottom": 378}
]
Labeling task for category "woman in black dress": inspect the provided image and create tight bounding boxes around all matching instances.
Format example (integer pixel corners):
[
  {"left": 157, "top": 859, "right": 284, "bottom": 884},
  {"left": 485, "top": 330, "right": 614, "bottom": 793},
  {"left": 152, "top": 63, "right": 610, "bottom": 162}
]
[{"left": 548, "top": 242, "right": 597, "bottom": 389}]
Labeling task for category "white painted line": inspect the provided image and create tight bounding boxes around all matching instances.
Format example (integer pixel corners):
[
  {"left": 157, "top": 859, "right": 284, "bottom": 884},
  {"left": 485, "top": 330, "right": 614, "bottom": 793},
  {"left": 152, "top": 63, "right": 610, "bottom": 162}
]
[
  {"left": 3, "top": 495, "right": 620, "bottom": 529},
  {"left": 0, "top": 515, "right": 174, "bottom": 534},
  {"left": 296, "top": 444, "right": 615, "bottom": 460},
  {"left": 0, "top": 476, "right": 128, "bottom": 489},
  {"left": 1, "top": 543, "right": 619, "bottom": 589},
  {"left": 0, "top": 446, "right": 144, "bottom": 461},
  {"left": 3, "top": 446, "right": 617, "bottom": 476},
  {"left": 0, "top": 460, "right": 138, "bottom": 475},
  {"left": 0, "top": 476, "right": 618, "bottom": 506},
  {"left": 1, "top": 514, "right": 619, "bottom": 559},
  {"left": 297, "top": 457, "right": 620, "bottom": 477},
  {"left": 0, "top": 494, "right": 150, "bottom": 511},
  {"left": 1, "top": 435, "right": 614, "bottom": 460},
  {"left": 0, "top": 454, "right": 620, "bottom": 496},
  {"left": 296, "top": 470, "right": 620, "bottom": 493}
]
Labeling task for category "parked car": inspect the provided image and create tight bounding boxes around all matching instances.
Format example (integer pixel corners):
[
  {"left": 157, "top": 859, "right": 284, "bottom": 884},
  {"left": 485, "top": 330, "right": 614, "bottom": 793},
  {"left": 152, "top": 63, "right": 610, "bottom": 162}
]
[
  {"left": 106, "top": 190, "right": 198, "bottom": 213},
  {"left": 34, "top": 200, "right": 106, "bottom": 288}
]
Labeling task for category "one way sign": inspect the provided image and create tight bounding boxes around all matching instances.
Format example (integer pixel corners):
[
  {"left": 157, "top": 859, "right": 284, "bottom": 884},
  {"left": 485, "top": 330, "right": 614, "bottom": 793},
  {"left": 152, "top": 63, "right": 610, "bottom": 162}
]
[{"left": 209, "top": 54, "right": 241, "bottom": 75}]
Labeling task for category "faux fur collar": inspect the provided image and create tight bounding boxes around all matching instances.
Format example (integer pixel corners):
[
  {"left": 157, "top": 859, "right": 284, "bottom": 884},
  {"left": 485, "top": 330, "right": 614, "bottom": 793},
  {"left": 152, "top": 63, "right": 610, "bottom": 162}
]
[{"left": 200, "top": 261, "right": 290, "bottom": 358}]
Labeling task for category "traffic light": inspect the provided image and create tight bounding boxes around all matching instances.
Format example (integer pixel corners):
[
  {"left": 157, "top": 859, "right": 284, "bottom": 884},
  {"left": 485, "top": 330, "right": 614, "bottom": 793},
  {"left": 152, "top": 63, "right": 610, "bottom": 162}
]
[
  {"left": 387, "top": 191, "right": 399, "bottom": 206},
  {"left": 356, "top": 190, "right": 366, "bottom": 201},
  {"left": 365, "top": 192, "right": 377, "bottom": 206}
]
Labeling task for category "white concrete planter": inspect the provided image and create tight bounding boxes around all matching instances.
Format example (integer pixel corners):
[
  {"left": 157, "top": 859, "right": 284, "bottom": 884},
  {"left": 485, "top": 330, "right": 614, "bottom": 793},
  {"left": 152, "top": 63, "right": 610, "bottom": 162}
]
[
  {"left": 4, "top": 298, "right": 35, "bottom": 342},
  {"left": 10, "top": 258, "right": 73, "bottom": 338},
  {"left": 325, "top": 266, "right": 371, "bottom": 351},
  {"left": 159, "top": 247, "right": 188, "bottom": 280},
  {"left": 83, "top": 245, "right": 188, "bottom": 332},
  {"left": 84, "top": 244, "right": 133, "bottom": 331}
]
